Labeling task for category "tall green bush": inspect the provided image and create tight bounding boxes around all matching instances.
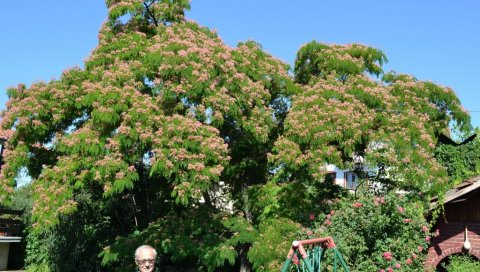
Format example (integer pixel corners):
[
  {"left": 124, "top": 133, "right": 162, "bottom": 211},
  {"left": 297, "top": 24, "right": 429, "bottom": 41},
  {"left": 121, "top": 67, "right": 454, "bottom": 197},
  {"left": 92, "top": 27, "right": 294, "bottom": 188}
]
[{"left": 304, "top": 193, "right": 430, "bottom": 272}]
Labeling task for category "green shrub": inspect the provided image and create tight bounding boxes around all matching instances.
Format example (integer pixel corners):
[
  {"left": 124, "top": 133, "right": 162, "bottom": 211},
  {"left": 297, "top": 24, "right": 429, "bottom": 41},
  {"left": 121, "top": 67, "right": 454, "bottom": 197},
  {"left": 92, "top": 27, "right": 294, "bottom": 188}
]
[
  {"left": 442, "top": 254, "right": 480, "bottom": 272},
  {"left": 304, "top": 192, "right": 430, "bottom": 272}
]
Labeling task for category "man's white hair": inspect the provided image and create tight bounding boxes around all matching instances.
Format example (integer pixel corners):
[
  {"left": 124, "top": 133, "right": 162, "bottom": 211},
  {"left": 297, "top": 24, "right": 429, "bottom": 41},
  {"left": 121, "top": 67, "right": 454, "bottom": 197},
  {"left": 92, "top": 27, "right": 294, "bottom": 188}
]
[{"left": 135, "top": 245, "right": 157, "bottom": 259}]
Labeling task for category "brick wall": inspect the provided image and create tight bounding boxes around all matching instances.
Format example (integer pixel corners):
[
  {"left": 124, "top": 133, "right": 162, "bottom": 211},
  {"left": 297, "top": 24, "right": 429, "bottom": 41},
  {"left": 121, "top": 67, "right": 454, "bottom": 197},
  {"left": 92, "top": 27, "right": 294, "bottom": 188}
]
[{"left": 425, "top": 221, "right": 480, "bottom": 270}]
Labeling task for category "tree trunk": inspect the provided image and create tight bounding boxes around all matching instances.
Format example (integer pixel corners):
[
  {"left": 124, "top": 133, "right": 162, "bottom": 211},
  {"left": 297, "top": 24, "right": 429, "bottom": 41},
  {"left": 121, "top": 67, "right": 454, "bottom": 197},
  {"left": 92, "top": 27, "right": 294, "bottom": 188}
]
[{"left": 239, "top": 244, "right": 252, "bottom": 272}]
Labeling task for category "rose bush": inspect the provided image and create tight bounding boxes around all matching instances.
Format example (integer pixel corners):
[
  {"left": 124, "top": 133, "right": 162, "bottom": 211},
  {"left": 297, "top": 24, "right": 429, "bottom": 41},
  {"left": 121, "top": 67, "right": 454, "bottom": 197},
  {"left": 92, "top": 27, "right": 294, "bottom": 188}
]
[{"left": 303, "top": 192, "right": 431, "bottom": 271}]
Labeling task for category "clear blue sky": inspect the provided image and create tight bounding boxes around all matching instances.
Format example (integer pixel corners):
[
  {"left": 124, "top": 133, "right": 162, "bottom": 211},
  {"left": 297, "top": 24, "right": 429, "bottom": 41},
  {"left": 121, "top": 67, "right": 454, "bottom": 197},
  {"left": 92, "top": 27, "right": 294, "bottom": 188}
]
[{"left": 1, "top": 0, "right": 479, "bottom": 128}]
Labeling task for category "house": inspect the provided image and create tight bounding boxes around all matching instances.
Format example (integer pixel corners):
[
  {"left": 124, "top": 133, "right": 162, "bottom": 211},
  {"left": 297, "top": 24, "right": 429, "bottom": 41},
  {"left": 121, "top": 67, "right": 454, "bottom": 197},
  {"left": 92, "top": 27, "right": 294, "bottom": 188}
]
[
  {"left": 0, "top": 132, "right": 24, "bottom": 270},
  {"left": 0, "top": 207, "right": 23, "bottom": 270},
  {"left": 426, "top": 175, "right": 480, "bottom": 270},
  {"left": 324, "top": 164, "right": 371, "bottom": 191}
]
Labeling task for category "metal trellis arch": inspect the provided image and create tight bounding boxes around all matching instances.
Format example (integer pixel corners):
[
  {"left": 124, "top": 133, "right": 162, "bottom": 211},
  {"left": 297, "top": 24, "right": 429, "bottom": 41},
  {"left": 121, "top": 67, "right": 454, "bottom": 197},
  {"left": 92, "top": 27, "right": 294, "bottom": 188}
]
[{"left": 281, "top": 236, "right": 350, "bottom": 272}]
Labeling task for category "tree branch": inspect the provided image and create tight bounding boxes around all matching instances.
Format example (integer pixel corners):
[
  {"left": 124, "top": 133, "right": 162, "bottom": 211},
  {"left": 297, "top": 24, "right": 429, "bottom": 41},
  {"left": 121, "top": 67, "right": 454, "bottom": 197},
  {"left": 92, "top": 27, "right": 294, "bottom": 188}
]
[{"left": 144, "top": 1, "right": 159, "bottom": 26}]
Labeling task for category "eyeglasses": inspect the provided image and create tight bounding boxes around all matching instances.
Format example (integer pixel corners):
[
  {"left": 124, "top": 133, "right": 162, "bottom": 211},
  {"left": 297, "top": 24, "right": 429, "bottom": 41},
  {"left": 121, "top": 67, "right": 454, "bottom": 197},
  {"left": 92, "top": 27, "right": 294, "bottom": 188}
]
[{"left": 136, "top": 258, "right": 156, "bottom": 265}]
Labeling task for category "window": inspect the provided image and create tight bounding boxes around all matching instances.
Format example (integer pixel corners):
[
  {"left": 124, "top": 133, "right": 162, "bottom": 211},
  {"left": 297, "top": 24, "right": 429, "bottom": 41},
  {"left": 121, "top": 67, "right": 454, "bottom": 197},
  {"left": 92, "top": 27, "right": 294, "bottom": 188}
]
[{"left": 344, "top": 171, "right": 358, "bottom": 190}]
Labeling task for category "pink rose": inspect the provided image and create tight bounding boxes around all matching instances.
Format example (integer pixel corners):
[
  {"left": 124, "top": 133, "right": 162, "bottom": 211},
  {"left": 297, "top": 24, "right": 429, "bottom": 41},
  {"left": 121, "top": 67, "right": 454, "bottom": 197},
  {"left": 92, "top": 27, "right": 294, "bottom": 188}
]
[
  {"left": 309, "top": 214, "right": 315, "bottom": 221},
  {"left": 422, "top": 225, "right": 428, "bottom": 232},
  {"left": 406, "top": 258, "right": 412, "bottom": 264},
  {"left": 395, "top": 263, "right": 401, "bottom": 269},
  {"left": 330, "top": 210, "right": 335, "bottom": 215},
  {"left": 398, "top": 206, "right": 404, "bottom": 213},
  {"left": 412, "top": 253, "right": 417, "bottom": 259},
  {"left": 353, "top": 202, "right": 363, "bottom": 208},
  {"left": 418, "top": 246, "right": 423, "bottom": 252}
]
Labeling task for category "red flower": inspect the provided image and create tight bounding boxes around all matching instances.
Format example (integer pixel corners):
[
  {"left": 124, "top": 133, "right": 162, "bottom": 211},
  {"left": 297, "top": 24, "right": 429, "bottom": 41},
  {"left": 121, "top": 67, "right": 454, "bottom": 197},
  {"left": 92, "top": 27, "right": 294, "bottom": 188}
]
[
  {"left": 425, "top": 236, "right": 430, "bottom": 242},
  {"left": 325, "top": 220, "right": 331, "bottom": 226},
  {"left": 309, "top": 214, "right": 315, "bottom": 221},
  {"left": 387, "top": 268, "right": 393, "bottom": 272},
  {"left": 353, "top": 202, "right": 363, "bottom": 208},
  {"left": 383, "top": 252, "right": 392, "bottom": 261},
  {"left": 330, "top": 210, "right": 335, "bottom": 215},
  {"left": 403, "top": 218, "right": 412, "bottom": 223},
  {"left": 406, "top": 258, "right": 412, "bottom": 264}
]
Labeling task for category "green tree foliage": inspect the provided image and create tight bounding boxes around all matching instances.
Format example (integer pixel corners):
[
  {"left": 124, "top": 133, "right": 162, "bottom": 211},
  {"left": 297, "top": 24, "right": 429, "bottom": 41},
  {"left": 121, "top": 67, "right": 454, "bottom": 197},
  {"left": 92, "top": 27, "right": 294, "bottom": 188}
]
[
  {"left": 0, "top": 1, "right": 472, "bottom": 271},
  {"left": 1, "top": 1, "right": 295, "bottom": 270},
  {"left": 270, "top": 41, "right": 471, "bottom": 196},
  {"left": 435, "top": 128, "right": 480, "bottom": 185}
]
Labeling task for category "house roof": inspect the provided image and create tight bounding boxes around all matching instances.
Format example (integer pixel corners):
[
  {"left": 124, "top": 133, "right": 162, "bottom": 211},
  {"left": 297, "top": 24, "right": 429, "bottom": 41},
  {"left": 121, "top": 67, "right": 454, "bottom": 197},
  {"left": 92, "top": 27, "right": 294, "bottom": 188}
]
[{"left": 431, "top": 175, "right": 480, "bottom": 207}]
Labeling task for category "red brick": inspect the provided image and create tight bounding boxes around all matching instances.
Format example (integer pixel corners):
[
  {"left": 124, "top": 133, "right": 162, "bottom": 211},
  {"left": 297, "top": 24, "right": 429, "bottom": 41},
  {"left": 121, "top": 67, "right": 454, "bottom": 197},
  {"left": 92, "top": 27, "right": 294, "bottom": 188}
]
[{"left": 426, "top": 222, "right": 480, "bottom": 269}]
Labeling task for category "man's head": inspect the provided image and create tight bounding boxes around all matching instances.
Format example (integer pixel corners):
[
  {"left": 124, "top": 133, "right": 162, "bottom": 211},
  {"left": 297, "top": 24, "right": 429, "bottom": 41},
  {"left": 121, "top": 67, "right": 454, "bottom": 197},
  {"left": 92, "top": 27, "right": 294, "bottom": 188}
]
[{"left": 135, "top": 245, "right": 157, "bottom": 272}]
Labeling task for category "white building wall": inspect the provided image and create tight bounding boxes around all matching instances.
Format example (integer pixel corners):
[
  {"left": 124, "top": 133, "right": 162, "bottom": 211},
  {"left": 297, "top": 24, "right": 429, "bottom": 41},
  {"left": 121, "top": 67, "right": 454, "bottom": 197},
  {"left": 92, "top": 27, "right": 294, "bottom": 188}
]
[{"left": 325, "top": 164, "right": 373, "bottom": 190}]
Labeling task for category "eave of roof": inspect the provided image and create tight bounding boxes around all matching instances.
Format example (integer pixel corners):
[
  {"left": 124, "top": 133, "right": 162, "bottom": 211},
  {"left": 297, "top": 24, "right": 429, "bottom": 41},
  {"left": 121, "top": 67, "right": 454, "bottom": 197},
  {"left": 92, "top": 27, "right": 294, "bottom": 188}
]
[{"left": 430, "top": 175, "right": 480, "bottom": 208}]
